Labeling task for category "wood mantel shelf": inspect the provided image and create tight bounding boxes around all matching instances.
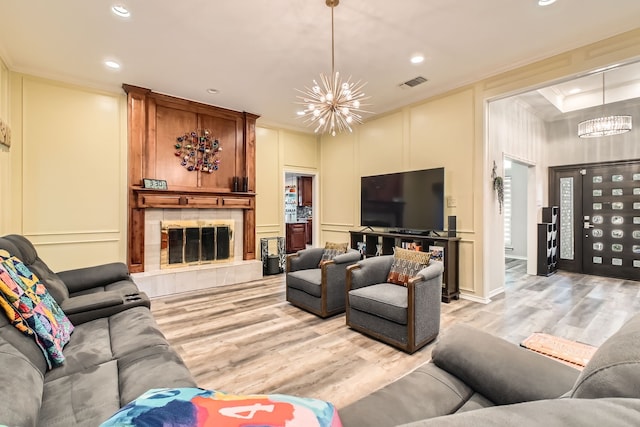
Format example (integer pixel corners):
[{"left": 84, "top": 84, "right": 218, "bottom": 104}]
[{"left": 132, "top": 187, "right": 255, "bottom": 209}]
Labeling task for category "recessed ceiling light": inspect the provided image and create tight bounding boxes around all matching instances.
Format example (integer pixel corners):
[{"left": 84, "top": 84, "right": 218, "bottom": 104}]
[
  {"left": 104, "top": 60, "right": 121, "bottom": 70},
  {"left": 206, "top": 88, "right": 220, "bottom": 94},
  {"left": 538, "top": 0, "right": 556, "bottom": 6},
  {"left": 410, "top": 54, "right": 425, "bottom": 64},
  {"left": 296, "top": 111, "right": 306, "bottom": 116},
  {"left": 111, "top": 5, "right": 130, "bottom": 18}
]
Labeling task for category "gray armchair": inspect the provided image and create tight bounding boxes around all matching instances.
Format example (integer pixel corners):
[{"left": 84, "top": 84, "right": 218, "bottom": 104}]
[
  {"left": 346, "top": 255, "right": 443, "bottom": 353},
  {"left": 286, "top": 247, "right": 361, "bottom": 318}
]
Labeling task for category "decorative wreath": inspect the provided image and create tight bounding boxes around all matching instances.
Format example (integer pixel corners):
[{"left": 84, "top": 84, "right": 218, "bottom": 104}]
[{"left": 174, "top": 129, "right": 221, "bottom": 172}]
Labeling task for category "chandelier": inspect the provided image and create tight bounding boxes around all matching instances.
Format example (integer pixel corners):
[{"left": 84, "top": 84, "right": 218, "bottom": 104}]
[
  {"left": 578, "top": 72, "right": 632, "bottom": 138},
  {"left": 296, "top": 0, "right": 370, "bottom": 136}
]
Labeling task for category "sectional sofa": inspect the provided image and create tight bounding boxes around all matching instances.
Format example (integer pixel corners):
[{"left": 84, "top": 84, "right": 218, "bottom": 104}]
[{"left": 0, "top": 235, "right": 196, "bottom": 426}]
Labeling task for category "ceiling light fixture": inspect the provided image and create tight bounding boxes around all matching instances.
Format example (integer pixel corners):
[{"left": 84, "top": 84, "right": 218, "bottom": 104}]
[
  {"left": 538, "top": 0, "right": 557, "bottom": 6},
  {"left": 206, "top": 88, "right": 220, "bottom": 94},
  {"left": 295, "top": 0, "right": 370, "bottom": 136},
  {"left": 411, "top": 54, "right": 425, "bottom": 64},
  {"left": 111, "top": 5, "right": 130, "bottom": 18},
  {"left": 578, "top": 72, "right": 632, "bottom": 138},
  {"left": 104, "top": 60, "right": 121, "bottom": 70}
]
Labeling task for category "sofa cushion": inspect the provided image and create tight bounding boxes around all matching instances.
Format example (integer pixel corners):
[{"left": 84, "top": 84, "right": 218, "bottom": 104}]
[
  {"left": 387, "top": 247, "right": 431, "bottom": 286},
  {"left": 39, "top": 360, "right": 120, "bottom": 427},
  {"left": 0, "top": 339, "right": 44, "bottom": 427},
  {"left": 349, "top": 283, "right": 407, "bottom": 324},
  {"left": 109, "top": 306, "right": 173, "bottom": 358},
  {"left": 571, "top": 313, "right": 640, "bottom": 399},
  {"left": 102, "top": 387, "right": 341, "bottom": 427},
  {"left": 286, "top": 269, "right": 322, "bottom": 297}
]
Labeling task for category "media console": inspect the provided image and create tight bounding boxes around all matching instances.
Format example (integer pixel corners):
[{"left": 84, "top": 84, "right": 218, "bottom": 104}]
[{"left": 349, "top": 230, "right": 460, "bottom": 303}]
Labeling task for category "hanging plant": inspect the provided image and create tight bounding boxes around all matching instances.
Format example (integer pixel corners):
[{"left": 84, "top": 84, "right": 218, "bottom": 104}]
[{"left": 491, "top": 161, "right": 504, "bottom": 214}]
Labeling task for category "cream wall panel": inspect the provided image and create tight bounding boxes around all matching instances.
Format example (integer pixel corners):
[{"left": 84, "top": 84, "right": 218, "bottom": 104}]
[
  {"left": 320, "top": 131, "right": 356, "bottom": 228},
  {"left": 282, "top": 130, "right": 318, "bottom": 168},
  {"left": 255, "top": 126, "right": 281, "bottom": 228},
  {"left": 358, "top": 112, "right": 404, "bottom": 176},
  {"left": 33, "top": 239, "right": 121, "bottom": 272},
  {"left": 0, "top": 58, "right": 9, "bottom": 235},
  {"left": 458, "top": 240, "right": 475, "bottom": 294},
  {"left": 409, "top": 89, "right": 475, "bottom": 232},
  {"left": 21, "top": 78, "right": 122, "bottom": 234}
]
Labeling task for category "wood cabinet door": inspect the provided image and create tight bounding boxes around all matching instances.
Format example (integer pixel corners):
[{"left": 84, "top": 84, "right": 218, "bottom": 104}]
[{"left": 297, "top": 176, "right": 313, "bottom": 206}]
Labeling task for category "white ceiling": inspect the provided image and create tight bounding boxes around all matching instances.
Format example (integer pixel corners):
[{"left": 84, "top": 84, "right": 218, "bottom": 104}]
[{"left": 1, "top": 0, "right": 640, "bottom": 133}]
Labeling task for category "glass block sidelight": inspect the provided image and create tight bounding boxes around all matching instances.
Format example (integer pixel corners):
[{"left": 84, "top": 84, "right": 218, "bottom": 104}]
[
  {"left": 593, "top": 176, "right": 603, "bottom": 183},
  {"left": 612, "top": 189, "right": 623, "bottom": 196},
  {"left": 612, "top": 175, "right": 624, "bottom": 182},
  {"left": 593, "top": 189, "right": 602, "bottom": 197},
  {"left": 593, "top": 256, "right": 603, "bottom": 264},
  {"left": 612, "top": 216, "right": 624, "bottom": 225},
  {"left": 559, "top": 178, "right": 574, "bottom": 260},
  {"left": 612, "top": 258, "right": 623, "bottom": 266}
]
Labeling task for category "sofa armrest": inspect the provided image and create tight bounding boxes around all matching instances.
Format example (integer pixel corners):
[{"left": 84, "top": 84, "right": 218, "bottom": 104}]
[
  {"left": 286, "top": 248, "right": 325, "bottom": 272},
  {"left": 432, "top": 324, "right": 579, "bottom": 405},
  {"left": 397, "top": 398, "right": 640, "bottom": 427},
  {"left": 347, "top": 255, "right": 395, "bottom": 290},
  {"left": 60, "top": 291, "right": 124, "bottom": 314},
  {"left": 57, "top": 262, "right": 131, "bottom": 293}
]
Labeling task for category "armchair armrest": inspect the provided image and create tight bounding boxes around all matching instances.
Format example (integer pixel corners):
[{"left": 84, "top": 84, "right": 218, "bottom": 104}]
[
  {"left": 60, "top": 291, "right": 124, "bottom": 314},
  {"left": 432, "top": 324, "right": 580, "bottom": 405},
  {"left": 410, "top": 260, "right": 444, "bottom": 285},
  {"left": 332, "top": 249, "right": 361, "bottom": 265},
  {"left": 57, "top": 262, "right": 131, "bottom": 293},
  {"left": 347, "top": 255, "right": 395, "bottom": 291},
  {"left": 286, "top": 247, "right": 325, "bottom": 272}
]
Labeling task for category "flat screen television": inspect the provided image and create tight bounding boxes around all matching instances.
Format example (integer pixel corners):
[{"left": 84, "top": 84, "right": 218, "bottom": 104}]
[{"left": 360, "top": 167, "right": 444, "bottom": 233}]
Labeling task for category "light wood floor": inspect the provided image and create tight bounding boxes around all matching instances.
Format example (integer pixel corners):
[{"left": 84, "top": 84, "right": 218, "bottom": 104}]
[{"left": 150, "top": 259, "right": 640, "bottom": 409}]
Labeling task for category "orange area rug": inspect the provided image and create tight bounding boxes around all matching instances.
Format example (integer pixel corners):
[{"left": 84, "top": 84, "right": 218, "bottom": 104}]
[{"left": 520, "top": 333, "right": 598, "bottom": 370}]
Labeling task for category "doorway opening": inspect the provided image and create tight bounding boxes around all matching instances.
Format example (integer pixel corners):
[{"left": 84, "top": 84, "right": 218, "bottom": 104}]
[{"left": 284, "top": 171, "right": 318, "bottom": 253}]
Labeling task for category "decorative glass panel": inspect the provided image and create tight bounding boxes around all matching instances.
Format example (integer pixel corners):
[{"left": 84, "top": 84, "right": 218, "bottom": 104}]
[
  {"left": 635, "top": 203, "right": 640, "bottom": 210},
  {"left": 593, "top": 203, "right": 603, "bottom": 210},
  {"left": 635, "top": 260, "right": 640, "bottom": 268},
  {"left": 593, "top": 189, "right": 602, "bottom": 197},
  {"left": 635, "top": 188, "right": 640, "bottom": 196},
  {"left": 612, "top": 175, "right": 624, "bottom": 182},
  {"left": 593, "top": 176, "right": 603, "bottom": 183},
  {"left": 633, "top": 245, "right": 640, "bottom": 254},
  {"left": 612, "top": 244, "right": 623, "bottom": 252},
  {"left": 634, "top": 231, "right": 640, "bottom": 239},
  {"left": 559, "top": 177, "right": 574, "bottom": 260},
  {"left": 612, "top": 216, "right": 624, "bottom": 225},
  {"left": 634, "top": 173, "right": 640, "bottom": 181},
  {"left": 612, "top": 230, "right": 624, "bottom": 238},
  {"left": 612, "top": 258, "right": 623, "bottom": 266},
  {"left": 612, "top": 202, "right": 624, "bottom": 210},
  {"left": 592, "top": 229, "right": 603, "bottom": 237},
  {"left": 612, "top": 189, "right": 623, "bottom": 196},
  {"left": 593, "top": 242, "right": 604, "bottom": 251},
  {"left": 593, "top": 256, "right": 603, "bottom": 264},
  {"left": 635, "top": 218, "right": 640, "bottom": 225},
  {"left": 593, "top": 216, "right": 604, "bottom": 224}
]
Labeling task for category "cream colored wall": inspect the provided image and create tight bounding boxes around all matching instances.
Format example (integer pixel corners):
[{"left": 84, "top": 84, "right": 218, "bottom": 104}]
[
  {"left": 0, "top": 58, "right": 10, "bottom": 235},
  {"left": 255, "top": 126, "right": 319, "bottom": 255},
  {"left": 8, "top": 74, "right": 127, "bottom": 271}
]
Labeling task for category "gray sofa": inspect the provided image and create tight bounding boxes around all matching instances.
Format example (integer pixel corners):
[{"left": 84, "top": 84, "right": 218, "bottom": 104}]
[
  {"left": 0, "top": 235, "right": 196, "bottom": 426},
  {"left": 339, "top": 313, "right": 640, "bottom": 426}
]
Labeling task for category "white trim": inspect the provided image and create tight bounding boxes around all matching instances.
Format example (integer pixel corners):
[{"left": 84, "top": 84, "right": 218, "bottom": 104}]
[
  {"left": 488, "top": 287, "right": 505, "bottom": 298},
  {"left": 459, "top": 293, "right": 492, "bottom": 304}
]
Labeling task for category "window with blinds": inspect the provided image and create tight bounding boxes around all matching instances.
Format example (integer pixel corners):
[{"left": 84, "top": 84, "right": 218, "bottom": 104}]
[{"left": 504, "top": 175, "right": 512, "bottom": 248}]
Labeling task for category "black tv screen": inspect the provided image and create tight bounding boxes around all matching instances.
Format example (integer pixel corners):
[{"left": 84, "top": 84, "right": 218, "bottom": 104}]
[{"left": 361, "top": 167, "right": 444, "bottom": 232}]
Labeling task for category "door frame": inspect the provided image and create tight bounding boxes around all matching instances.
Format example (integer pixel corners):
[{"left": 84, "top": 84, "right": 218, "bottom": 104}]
[
  {"left": 283, "top": 168, "right": 319, "bottom": 247},
  {"left": 549, "top": 158, "right": 640, "bottom": 275}
]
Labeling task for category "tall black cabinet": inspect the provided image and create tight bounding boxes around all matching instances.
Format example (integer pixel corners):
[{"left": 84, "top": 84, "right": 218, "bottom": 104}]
[{"left": 537, "top": 206, "right": 558, "bottom": 276}]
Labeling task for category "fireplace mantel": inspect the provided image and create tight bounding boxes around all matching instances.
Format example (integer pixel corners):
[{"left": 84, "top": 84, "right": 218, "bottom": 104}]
[{"left": 132, "top": 187, "right": 255, "bottom": 210}]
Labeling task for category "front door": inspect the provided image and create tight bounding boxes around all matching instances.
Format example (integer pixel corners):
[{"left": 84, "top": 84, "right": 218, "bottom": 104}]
[{"left": 550, "top": 160, "right": 640, "bottom": 280}]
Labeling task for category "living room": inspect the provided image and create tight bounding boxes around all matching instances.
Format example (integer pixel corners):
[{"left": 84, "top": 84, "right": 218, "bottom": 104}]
[{"left": 1, "top": 2, "right": 640, "bottom": 426}]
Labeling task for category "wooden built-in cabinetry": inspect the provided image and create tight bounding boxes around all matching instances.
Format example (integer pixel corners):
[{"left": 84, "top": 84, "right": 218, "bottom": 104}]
[
  {"left": 297, "top": 176, "right": 312, "bottom": 207},
  {"left": 124, "top": 84, "right": 259, "bottom": 273},
  {"left": 286, "top": 223, "right": 307, "bottom": 253},
  {"left": 349, "top": 230, "right": 460, "bottom": 303}
]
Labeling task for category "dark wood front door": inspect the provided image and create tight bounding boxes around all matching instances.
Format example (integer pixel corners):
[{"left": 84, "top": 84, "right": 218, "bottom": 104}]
[{"left": 550, "top": 160, "right": 640, "bottom": 281}]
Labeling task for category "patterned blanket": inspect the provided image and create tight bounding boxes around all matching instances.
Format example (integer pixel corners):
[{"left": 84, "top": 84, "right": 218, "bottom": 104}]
[{"left": 0, "top": 249, "right": 74, "bottom": 368}]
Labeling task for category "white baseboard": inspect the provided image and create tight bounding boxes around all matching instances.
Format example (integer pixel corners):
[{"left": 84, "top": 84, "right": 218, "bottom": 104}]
[
  {"left": 459, "top": 293, "right": 491, "bottom": 304},
  {"left": 505, "top": 255, "right": 527, "bottom": 260},
  {"left": 488, "top": 287, "right": 505, "bottom": 298}
]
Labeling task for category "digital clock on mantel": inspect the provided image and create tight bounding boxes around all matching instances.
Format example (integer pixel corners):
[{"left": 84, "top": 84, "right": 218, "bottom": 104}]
[{"left": 142, "top": 178, "right": 168, "bottom": 190}]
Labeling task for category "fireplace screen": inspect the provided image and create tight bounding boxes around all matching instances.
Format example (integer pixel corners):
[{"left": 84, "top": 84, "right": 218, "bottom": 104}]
[{"left": 161, "top": 220, "right": 234, "bottom": 268}]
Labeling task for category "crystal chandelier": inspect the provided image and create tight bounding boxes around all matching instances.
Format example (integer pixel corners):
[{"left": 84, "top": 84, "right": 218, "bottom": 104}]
[
  {"left": 296, "top": 0, "right": 370, "bottom": 136},
  {"left": 578, "top": 72, "right": 632, "bottom": 138}
]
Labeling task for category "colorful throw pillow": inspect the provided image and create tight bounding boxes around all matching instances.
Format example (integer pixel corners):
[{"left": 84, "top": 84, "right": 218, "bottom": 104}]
[
  {"left": 386, "top": 247, "right": 431, "bottom": 286},
  {"left": 0, "top": 249, "right": 74, "bottom": 369},
  {"left": 319, "top": 242, "right": 348, "bottom": 267},
  {"left": 101, "top": 388, "right": 343, "bottom": 427}
]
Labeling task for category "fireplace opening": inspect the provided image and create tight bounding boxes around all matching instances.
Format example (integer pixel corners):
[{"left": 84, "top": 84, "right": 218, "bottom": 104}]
[{"left": 161, "top": 220, "right": 234, "bottom": 268}]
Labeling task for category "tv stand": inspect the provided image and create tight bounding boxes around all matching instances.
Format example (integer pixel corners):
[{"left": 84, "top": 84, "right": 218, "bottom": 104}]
[{"left": 350, "top": 230, "right": 460, "bottom": 303}]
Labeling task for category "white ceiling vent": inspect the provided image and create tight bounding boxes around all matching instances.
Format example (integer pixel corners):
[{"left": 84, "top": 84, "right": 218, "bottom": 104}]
[{"left": 400, "top": 76, "right": 428, "bottom": 88}]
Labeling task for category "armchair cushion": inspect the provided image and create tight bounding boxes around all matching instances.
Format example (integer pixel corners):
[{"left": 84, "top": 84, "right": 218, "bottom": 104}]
[
  {"left": 287, "top": 269, "right": 322, "bottom": 297},
  {"left": 387, "top": 247, "right": 431, "bottom": 286},
  {"left": 349, "top": 283, "right": 408, "bottom": 325},
  {"left": 319, "top": 242, "right": 348, "bottom": 266}
]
